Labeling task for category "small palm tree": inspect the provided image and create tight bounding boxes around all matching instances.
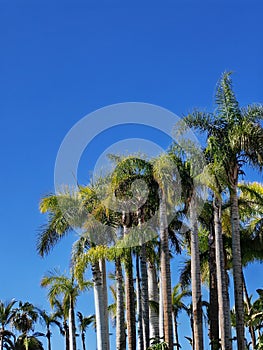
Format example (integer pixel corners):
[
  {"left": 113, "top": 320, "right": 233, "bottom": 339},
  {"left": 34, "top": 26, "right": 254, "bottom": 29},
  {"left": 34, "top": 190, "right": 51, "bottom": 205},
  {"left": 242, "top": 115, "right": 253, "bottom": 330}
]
[
  {"left": 37, "top": 309, "right": 62, "bottom": 350},
  {"left": 12, "top": 302, "right": 39, "bottom": 350},
  {"left": 77, "top": 312, "right": 95, "bottom": 350},
  {"left": 171, "top": 284, "right": 191, "bottom": 350},
  {"left": 0, "top": 299, "right": 17, "bottom": 350},
  {"left": 14, "top": 334, "right": 44, "bottom": 350},
  {"left": 41, "top": 270, "right": 91, "bottom": 350}
]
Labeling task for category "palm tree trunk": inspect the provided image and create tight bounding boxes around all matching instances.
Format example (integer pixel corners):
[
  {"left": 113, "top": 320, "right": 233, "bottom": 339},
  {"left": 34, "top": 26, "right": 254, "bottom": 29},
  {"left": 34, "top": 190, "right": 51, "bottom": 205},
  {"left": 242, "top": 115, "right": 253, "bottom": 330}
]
[
  {"left": 137, "top": 207, "right": 150, "bottom": 349},
  {"left": 125, "top": 252, "right": 136, "bottom": 350},
  {"left": 208, "top": 223, "right": 220, "bottom": 350},
  {"left": 160, "top": 192, "right": 173, "bottom": 350},
  {"left": 148, "top": 261, "right": 159, "bottom": 343},
  {"left": 189, "top": 196, "right": 204, "bottom": 350},
  {"left": 136, "top": 254, "right": 143, "bottom": 350},
  {"left": 214, "top": 196, "right": 232, "bottom": 350},
  {"left": 68, "top": 297, "right": 77, "bottom": 350},
  {"left": 122, "top": 213, "right": 136, "bottom": 350},
  {"left": 100, "top": 258, "right": 110, "bottom": 350},
  {"left": 0, "top": 329, "right": 4, "bottom": 350},
  {"left": 230, "top": 185, "right": 245, "bottom": 350},
  {"left": 25, "top": 335, "right": 29, "bottom": 350},
  {"left": 47, "top": 328, "right": 52, "bottom": 350},
  {"left": 81, "top": 331, "right": 86, "bottom": 350},
  {"left": 140, "top": 243, "right": 150, "bottom": 349},
  {"left": 159, "top": 268, "right": 164, "bottom": 342},
  {"left": 63, "top": 320, "right": 69, "bottom": 350},
  {"left": 116, "top": 257, "right": 126, "bottom": 350},
  {"left": 92, "top": 260, "right": 109, "bottom": 350}
]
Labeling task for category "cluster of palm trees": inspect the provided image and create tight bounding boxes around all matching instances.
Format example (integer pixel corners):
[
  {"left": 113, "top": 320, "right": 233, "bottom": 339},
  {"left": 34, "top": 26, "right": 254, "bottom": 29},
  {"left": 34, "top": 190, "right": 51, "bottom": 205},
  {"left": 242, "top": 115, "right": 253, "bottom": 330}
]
[
  {"left": 0, "top": 298, "right": 94, "bottom": 350},
  {"left": 1, "top": 72, "right": 263, "bottom": 350},
  {"left": 0, "top": 299, "right": 55, "bottom": 350}
]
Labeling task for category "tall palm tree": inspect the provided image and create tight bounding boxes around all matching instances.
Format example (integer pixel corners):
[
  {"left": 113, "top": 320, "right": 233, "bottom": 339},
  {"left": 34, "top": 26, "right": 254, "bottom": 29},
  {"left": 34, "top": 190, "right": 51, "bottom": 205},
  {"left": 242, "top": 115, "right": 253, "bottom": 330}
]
[
  {"left": 52, "top": 299, "right": 70, "bottom": 350},
  {"left": 183, "top": 71, "right": 263, "bottom": 350},
  {"left": 37, "top": 186, "right": 111, "bottom": 350},
  {"left": 72, "top": 227, "right": 111, "bottom": 350},
  {"left": 198, "top": 163, "right": 232, "bottom": 350},
  {"left": 115, "top": 257, "right": 126, "bottom": 350},
  {"left": 169, "top": 147, "right": 205, "bottom": 350},
  {"left": 148, "top": 252, "right": 159, "bottom": 344},
  {"left": 152, "top": 154, "right": 175, "bottom": 350},
  {"left": 41, "top": 270, "right": 91, "bottom": 350},
  {"left": 111, "top": 155, "right": 159, "bottom": 350},
  {"left": 0, "top": 300, "right": 17, "bottom": 350},
  {"left": 105, "top": 257, "right": 126, "bottom": 350}
]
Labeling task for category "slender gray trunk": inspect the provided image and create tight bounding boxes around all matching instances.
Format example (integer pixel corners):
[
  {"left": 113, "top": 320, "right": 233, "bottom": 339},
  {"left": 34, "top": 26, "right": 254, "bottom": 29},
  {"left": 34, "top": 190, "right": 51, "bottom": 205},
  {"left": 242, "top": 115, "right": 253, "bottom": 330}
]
[
  {"left": 214, "top": 196, "right": 232, "bottom": 350},
  {"left": 47, "top": 328, "right": 52, "bottom": 350},
  {"left": 136, "top": 254, "right": 143, "bottom": 350},
  {"left": 122, "top": 212, "right": 136, "bottom": 350},
  {"left": 160, "top": 192, "right": 173, "bottom": 350},
  {"left": 159, "top": 266, "right": 164, "bottom": 342},
  {"left": 208, "top": 223, "right": 220, "bottom": 350},
  {"left": 137, "top": 207, "right": 150, "bottom": 349},
  {"left": 116, "top": 257, "right": 126, "bottom": 350},
  {"left": 64, "top": 320, "right": 69, "bottom": 350},
  {"left": 81, "top": 331, "right": 86, "bottom": 350},
  {"left": 140, "top": 244, "right": 150, "bottom": 349},
  {"left": 100, "top": 258, "right": 110, "bottom": 350},
  {"left": 148, "top": 262, "right": 159, "bottom": 343},
  {"left": 230, "top": 185, "right": 245, "bottom": 350},
  {"left": 68, "top": 297, "right": 77, "bottom": 350},
  {"left": 92, "top": 260, "right": 109, "bottom": 350},
  {"left": 190, "top": 196, "right": 204, "bottom": 350}
]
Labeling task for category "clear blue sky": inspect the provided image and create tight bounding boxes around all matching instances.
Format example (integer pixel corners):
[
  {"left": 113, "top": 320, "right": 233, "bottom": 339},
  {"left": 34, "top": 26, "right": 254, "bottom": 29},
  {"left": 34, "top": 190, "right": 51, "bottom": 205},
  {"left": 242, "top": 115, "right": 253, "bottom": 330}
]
[{"left": 0, "top": 1, "right": 263, "bottom": 349}]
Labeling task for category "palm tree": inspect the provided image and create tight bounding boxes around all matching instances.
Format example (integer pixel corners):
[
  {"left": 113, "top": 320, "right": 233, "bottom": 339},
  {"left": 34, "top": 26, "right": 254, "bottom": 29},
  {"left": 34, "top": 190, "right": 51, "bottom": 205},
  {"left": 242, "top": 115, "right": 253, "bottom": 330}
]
[
  {"left": 189, "top": 194, "right": 204, "bottom": 350},
  {"left": 111, "top": 155, "right": 158, "bottom": 350},
  {"left": 148, "top": 253, "right": 159, "bottom": 345},
  {"left": 171, "top": 283, "right": 190, "bottom": 350},
  {"left": 77, "top": 312, "right": 94, "bottom": 350},
  {"left": 115, "top": 257, "right": 126, "bottom": 350},
  {"left": 169, "top": 147, "right": 205, "bottom": 350},
  {"left": 14, "top": 334, "right": 44, "bottom": 350},
  {"left": 183, "top": 71, "right": 263, "bottom": 350},
  {"left": 152, "top": 154, "right": 175, "bottom": 350},
  {"left": 0, "top": 329, "right": 16, "bottom": 350},
  {"left": 40, "top": 270, "right": 91, "bottom": 350},
  {"left": 37, "top": 186, "right": 111, "bottom": 350},
  {"left": 105, "top": 258, "right": 126, "bottom": 350},
  {"left": 72, "top": 228, "right": 111, "bottom": 350},
  {"left": 12, "top": 302, "right": 39, "bottom": 350},
  {"left": 52, "top": 299, "right": 70, "bottom": 350},
  {"left": 198, "top": 163, "right": 232, "bottom": 350},
  {"left": 0, "top": 300, "right": 17, "bottom": 350},
  {"left": 37, "top": 309, "right": 62, "bottom": 350}
]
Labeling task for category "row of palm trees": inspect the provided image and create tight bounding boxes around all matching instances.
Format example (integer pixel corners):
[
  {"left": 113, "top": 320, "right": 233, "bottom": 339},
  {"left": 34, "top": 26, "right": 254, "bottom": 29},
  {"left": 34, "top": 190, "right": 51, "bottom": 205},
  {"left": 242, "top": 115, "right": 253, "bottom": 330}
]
[
  {"left": 36, "top": 72, "right": 263, "bottom": 350},
  {"left": 2, "top": 72, "right": 262, "bottom": 350}
]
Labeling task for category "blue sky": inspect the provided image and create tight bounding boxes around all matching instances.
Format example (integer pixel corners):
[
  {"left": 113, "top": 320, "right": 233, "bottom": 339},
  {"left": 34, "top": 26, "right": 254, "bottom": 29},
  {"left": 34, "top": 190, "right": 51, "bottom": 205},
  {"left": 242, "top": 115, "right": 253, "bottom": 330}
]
[{"left": 0, "top": 1, "right": 263, "bottom": 349}]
